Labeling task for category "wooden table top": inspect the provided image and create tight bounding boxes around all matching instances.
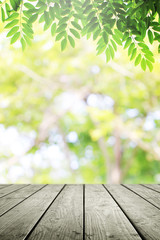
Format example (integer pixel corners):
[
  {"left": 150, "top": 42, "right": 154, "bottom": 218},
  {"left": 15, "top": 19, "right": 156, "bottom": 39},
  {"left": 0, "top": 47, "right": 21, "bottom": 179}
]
[{"left": 0, "top": 184, "right": 159, "bottom": 239}]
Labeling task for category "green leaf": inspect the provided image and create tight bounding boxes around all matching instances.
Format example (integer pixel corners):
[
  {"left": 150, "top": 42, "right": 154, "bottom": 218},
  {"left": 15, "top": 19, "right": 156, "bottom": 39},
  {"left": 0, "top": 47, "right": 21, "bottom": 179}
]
[
  {"left": 10, "top": 0, "right": 20, "bottom": 11},
  {"left": 6, "top": 26, "right": 19, "bottom": 37},
  {"left": 102, "top": 32, "right": 108, "bottom": 44},
  {"left": 130, "top": 48, "right": 137, "bottom": 60},
  {"left": 1, "top": 7, "right": 5, "bottom": 22},
  {"left": 88, "top": 23, "right": 99, "bottom": 33},
  {"left": 24, "top": 3, "right": 35, "bottom": 9},
  {"left": 5, "top": 19, "right": 19, "bottom": 29},
  {"left": 5, "top": 3, "right": 10, "bottom": 17},
  {"left": 23, "top": 34, "right": 32, "bottom": 45},
  {"left": 134, "top": 54, "right": 141, "bottom": 66},
  {"left": 158, "top": 44, "right": 160, "bottom": 54},
  {"left": 55, "top": 31, "right": 66, "bottom": 41},
  {"left": 112, "top": 34, "right": 122, "bottom": 45},
  {"left": 144, "top": 54, "right": 155, "bottom": 63},
  {"left": 68, "top": 35, "right": 75, "bottom": 48},
  {"left": 20, "top": 38, "right": 26, "bottom": 51},
  {"left": 71, "top": 21, "right": 81, "bottom": 30},
  {"left": 105, "top": 48, "right": 111, "bottom": 63},
  {"left": 83, "top": 5, "right": 92, "bottom": 14},
  {"left": 39, "top": 14, "right": 44, "bottom": 23},
  {"left": 93, "top": 29, "right": 101, "bottom": 41},
  {"left": 28, "top": 14, "right": 38, "bottom": 24},
  {"left": 110, "top": 40, "right": 117, "bottom": 51},
  {"left": 96, "top": 44, "right": 106, "bottom": 55},
  {"left": 122, "top": 32, "right": 129, "bottom": 42},
  {"left": 124, "top": 37, "right": 132, "bottom": 49},
  {"left": 10, "top": 31, "right": 20, "bottom": 44},
  {"left": 5, "top": 13, "right": 19, "bottom": 21},
  {"left": 49, "top": 6, "right": 55, "bottom": 19},
  {"left": 109, "top": 44, "right": 114, "bottom": 59},
  {"left": 56, "top": 23, "right": 67, "bottom": 33},
  {"left": 70, "top": 28, "right": 80, "bottom": 39},
  {"left": 128, "top": 42, "right": 135, "bottom": 56},
  {"left": 22, "top": 28, "right": 33, "bottom": 39},
  {"left": 61, "top": 38, "right": 67, "bottom": 51},
  {"left": 148, "top": 30, "right": 154, "bottom": 44},
  {"left": 44, "top": 11, "right": 50, "bottom": 25},
  {"left": 141, "top": 58, "right": 146, "bottom": 71},
  {"left": 146, "top": 60, "right": 153, "bottom": 71},
  {"left": 22, "top": 23, "right": 34, "bottom": 34},
  {"left": 138, "top": 43, "right": 149, "bottom": 50},
  {"left": 51, "top": 23, "right": 56, "bottom": 36}
]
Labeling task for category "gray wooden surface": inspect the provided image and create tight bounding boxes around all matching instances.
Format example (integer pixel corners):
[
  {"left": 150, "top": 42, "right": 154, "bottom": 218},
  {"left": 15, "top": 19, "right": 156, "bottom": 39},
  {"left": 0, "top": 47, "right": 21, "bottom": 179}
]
[{"left": 0, "top": 184, "right": 159, "bottom": 239}]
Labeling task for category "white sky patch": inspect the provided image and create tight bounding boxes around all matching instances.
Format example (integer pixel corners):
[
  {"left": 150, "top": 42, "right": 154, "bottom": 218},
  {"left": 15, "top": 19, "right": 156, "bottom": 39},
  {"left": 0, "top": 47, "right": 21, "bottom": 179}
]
[
  {"left": 0, "top": 126, "right": 33, "bottom": 156},
  {"left": 87, "top": 93, "right": 114, "bottom": 110},
  {"left": 126, "top": 108, "right": 139, "bottom": 118},
  {"left": 70, "top": 155, "right": 79, "bottom": 170},
  {"left": 90, "top": 65, "right": 100, "bottom": 74},
  {"left": 42, "top": 40, "right": 54, "bottom": 51},
  {"left": 7, "top": 166, "right": 25, "bottom": 182},
  {"left": 85, "top": 145, "right": 93, "bottom": 159},
  {"left": 149, "top": 110, "right": 160, "bottom": 120},
  {"left": 129, "top": 141, "right": 137, "bottom": 148},
  {"left": 143, "top": 117, "right": 156, "bottom": 131},
  {"left": 107, "top": 136, "right": 116, "bottom": 146},
  {"left": 67, "top": 131, "right": 78, "bottom": 143}
]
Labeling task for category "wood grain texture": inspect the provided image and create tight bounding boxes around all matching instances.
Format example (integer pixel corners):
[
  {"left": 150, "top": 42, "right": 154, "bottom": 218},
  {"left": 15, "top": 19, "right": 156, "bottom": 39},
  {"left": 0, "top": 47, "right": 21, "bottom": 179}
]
[
  {"left": 0, "top": 184, "right": 159, "bottom": 240},
  {"left": 123, "top": 184, "right": 160, "bottom": 209},
  {"left": 85, "top": 185, "right": 141, "bottom": 240},
  {"left": 141, "top": 184, "right": 160, "bottom": 193},
  {"left": 0, "top": 185, "right": 12, "bottom": 190},
  {"left": 27, "top": 184, "right": 83, "bottom": 240},
  {"left": 0, "top": 185, "right": 64, "bottom": 240},
  {"left": 105, "top": 184, "right": 160, "bottom": 240},
  {"left": 0, "top": 184, "right": 28, "bottom": 198},
  {"left": 0, "top": 184, "right": 45, "bottom": 216}
]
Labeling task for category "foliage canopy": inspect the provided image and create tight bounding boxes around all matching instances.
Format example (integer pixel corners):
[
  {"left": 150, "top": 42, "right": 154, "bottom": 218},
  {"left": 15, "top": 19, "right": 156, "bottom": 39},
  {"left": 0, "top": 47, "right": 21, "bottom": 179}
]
[{"left": 0, "top": 0, "right": 160, "bottom": 71}]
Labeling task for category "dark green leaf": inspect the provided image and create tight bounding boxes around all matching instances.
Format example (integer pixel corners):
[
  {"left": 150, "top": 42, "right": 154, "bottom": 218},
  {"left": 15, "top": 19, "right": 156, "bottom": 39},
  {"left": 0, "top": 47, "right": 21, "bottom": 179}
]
[
  {"left": 148, "top": 30, "right": 154, "bottom": 44},
  {"left": 124, "top": 37, "right": 132, "bottom": 49}
]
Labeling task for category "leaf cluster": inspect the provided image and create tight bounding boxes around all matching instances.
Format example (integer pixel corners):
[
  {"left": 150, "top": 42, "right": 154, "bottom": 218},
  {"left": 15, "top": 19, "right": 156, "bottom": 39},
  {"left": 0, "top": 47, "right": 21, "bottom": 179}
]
[{"left": 1, "top": 0, "right": 160, "bottom": 70}]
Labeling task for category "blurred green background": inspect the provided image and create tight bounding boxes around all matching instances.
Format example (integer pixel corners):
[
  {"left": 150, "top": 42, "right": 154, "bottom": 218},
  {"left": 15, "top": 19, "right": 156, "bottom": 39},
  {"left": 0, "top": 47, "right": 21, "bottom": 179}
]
[{"left": 0, "top": 25, "right": 160, "bottom": 184}]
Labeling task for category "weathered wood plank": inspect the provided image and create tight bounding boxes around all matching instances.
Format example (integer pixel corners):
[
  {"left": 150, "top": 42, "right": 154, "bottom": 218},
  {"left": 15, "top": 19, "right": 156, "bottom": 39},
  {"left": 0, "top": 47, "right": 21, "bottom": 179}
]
[
  {"left": 141, "top": 184, "right": 160, "bottom": 193},
  {"left": 123, "top": 184, "right": 160, "bottom": 209},
  {"left": 0, "top": 185, "right": 12, "bottom": 190},
  {"left": 0, "top": 184, "right": 45, "bottom": 216},
  {"left": 27, "top": 184, "right": 83, "bottom": 240},
  {"left": 85, "top": 185, "right": 141, "bottom": 240},
  {"left": 0, "top": 184, "right": 28, "bottom": 198},
  {"left": 0, "top": 185, "right": 64, "bottom": 240},
  {"left": 105, "top": 184, "right": 160, "bottom": 240}
]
